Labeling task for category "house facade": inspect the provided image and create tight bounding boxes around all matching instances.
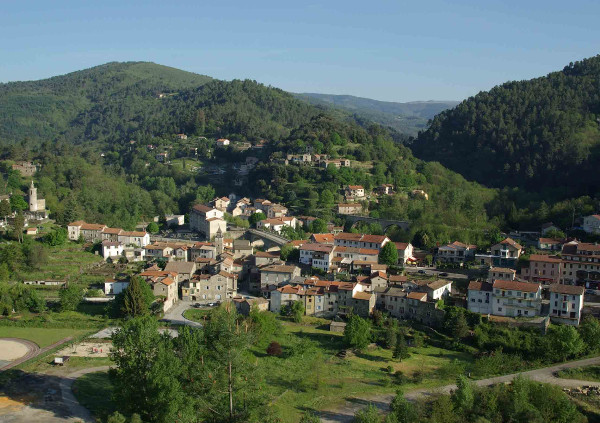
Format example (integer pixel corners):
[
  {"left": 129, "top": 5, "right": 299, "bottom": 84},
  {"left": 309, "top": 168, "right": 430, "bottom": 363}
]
[
  {"left": 491, "top": 280, "right": 542, "bottom": 317},
  {"left": 549, "top": 284, "right": 584, "bottom": 326},
  {"left": 467, "top": 281, "right": 493, "bottom": 314},
  {"left": 190, "top": 204, "right": 227, "bottom": 240}
]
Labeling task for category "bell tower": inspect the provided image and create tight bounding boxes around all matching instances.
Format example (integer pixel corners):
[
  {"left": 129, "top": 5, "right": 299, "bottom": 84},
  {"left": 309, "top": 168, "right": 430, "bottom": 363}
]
[
  {"left": 215, "top": 227, "right": 224, "bottom": 256},
  {"left": 28, "top": 180, "right": 38, "bottom": 212}
]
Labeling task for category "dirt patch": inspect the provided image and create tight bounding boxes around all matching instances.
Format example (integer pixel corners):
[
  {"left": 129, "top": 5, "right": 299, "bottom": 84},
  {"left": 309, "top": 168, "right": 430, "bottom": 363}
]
[
  {"left": 55, "top": 341, "right": 111, "bottom": 358},
  {"left": 0, "top": 339, "right": 31, "bottom": 361}
]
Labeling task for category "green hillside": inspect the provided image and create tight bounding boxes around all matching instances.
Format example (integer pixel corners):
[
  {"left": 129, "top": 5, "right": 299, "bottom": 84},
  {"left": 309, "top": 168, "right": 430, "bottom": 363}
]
[
  {"left": 296, "top": 93, "right": 458, "bottom": 135},
  {"left": 412, "top": 55, "right": 600, "bottom": 196},
  {"left": 0, "top": 61, "right": 212, "bottom": 145}
]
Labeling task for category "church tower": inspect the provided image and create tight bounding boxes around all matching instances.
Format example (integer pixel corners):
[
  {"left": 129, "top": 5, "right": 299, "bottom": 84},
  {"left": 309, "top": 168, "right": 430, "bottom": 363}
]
[
  {"left": 215, "top": 227, "right": 224, "bottom": 256},
  {"left": 28, "top": 180, "right": 38, "bottom": 212}
]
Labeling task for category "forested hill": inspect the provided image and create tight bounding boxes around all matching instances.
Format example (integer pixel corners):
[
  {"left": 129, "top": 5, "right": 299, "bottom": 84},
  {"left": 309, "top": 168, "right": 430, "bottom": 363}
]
[
  {"left": 296, "top": 93, "right": 458, "bottom": 135},
  {"left": 412, "top": 55, "right": 600, "bottom": 196},
  {"left": 0, "top": 61, "right": 214, "bottom": 145},
  {"left": 0, "top": 61, "right": 353, "bottom": 147}
]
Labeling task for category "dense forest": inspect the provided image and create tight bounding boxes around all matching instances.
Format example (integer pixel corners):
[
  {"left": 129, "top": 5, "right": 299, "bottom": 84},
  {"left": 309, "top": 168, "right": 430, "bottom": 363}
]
[{"left": 413, "top": 55, "right": 600, "bottom": 197}]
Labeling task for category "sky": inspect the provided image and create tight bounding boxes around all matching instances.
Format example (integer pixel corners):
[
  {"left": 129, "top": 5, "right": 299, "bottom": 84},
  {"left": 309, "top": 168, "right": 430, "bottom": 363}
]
[{"left": 0, "top": 0, "right": 599, "bottom": 102}]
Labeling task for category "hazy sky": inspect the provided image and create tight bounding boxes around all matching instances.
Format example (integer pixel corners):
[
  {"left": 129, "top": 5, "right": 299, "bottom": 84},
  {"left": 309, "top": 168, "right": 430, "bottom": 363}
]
[{"left": 1, "top": 0, "right": 598, "bottom": 102}]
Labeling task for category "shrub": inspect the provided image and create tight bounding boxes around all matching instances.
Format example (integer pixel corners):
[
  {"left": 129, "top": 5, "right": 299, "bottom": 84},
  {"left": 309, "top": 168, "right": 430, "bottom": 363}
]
[{"left": 266, "top": 341, "right": 282, "bottom": 357}]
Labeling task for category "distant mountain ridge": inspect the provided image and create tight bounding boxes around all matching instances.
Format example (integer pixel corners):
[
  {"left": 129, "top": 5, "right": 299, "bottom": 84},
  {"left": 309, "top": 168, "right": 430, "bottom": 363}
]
[{"left": 295, "top": 93, "right": 459, "bottom": 135}]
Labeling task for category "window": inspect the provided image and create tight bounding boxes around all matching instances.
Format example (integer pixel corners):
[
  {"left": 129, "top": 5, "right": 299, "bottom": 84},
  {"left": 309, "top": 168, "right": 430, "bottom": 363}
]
[{"left": 498, "top": 307, "right": 502, "bottom": 312}]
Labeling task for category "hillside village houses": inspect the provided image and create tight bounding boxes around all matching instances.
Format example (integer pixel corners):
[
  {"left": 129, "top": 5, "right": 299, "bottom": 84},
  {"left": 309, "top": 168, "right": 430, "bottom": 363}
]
[
  {"left": 59, "top": 183, "right": 600, "bottom": 328},
  {"left": 12, "top": 161, "right": 37, "bottom": 177},
  {"left": 436, "top": 241, "right": 476, "bottom": 264},
  {"left": 337, "top": 203, "right": 363, "bottom": 215}
]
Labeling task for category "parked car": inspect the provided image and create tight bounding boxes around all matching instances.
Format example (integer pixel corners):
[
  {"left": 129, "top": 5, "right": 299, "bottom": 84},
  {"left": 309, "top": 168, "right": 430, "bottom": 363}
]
[
  {"left": 586, "top": 289, "right": 596, "bottom": 295},
  {"left": 439, "top": 272, "right": 449, "bottom": 277},
  {"left": 418, "top": 269, "right": 426, "bottom": 274}
]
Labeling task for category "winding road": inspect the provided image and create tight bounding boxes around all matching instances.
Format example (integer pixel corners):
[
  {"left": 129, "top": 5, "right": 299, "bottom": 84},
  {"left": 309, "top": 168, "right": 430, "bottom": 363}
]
[
  {"left": 319, "top": 355, "right": 600, "bottom": 423},
  {"left": 59, "top": 366, "right": 111, "bottom": 423}
]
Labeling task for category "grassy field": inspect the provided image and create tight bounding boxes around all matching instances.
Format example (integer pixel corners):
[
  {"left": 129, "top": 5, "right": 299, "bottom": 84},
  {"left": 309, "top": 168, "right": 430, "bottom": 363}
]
[
  {"left": 72, "top": 371, "right": 116, "bottom": 421},
  {"left": 257, "top": 320, "right": 472, "bottom": 422},
  {"left": 170, "top": 157, "right": 203, "bottom": 173},
  {"left": 557, "top": 365, "right": 600, "bottom": 382},
  {"left": 0, "top": 326, "right": 91, "bottom": 347},
  {"left": 183, "top": 308, "right": 213, "bottom": 322}
]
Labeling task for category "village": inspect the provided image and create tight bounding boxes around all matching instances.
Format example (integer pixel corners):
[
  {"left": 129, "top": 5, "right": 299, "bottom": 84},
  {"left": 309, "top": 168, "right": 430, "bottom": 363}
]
[{"left": 55, "top": 188, "right": 600, "bottom": 329}]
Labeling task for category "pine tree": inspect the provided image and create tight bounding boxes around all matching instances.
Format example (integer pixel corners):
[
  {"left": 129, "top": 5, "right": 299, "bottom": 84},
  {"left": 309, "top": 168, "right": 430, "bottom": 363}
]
[{"left": 122, "top": 277, "right": 153, "bottom": 317}]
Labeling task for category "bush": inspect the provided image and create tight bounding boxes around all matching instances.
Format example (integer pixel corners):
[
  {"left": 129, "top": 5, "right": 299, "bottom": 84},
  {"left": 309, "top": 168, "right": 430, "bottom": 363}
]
[
  {"left": 412, "top": 370, "right": 424, "bottom": 383},
  {"left": 266, "top": 341, "right": 283, "bottom": 357}
]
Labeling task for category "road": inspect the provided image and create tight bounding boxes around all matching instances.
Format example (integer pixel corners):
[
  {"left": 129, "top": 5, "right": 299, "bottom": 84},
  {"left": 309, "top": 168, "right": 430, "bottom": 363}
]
[
  {"left": 160, "top": 300, "right": 202, "bottom": 328},
  {"left": 405, "top": 266, "right": 468, "bottom": 280},
  {"left": 59, "top": 366, "right": 111, "bottom": 423},
  {"left": 319, "top": 355, "right": 600, "bottom": 423}
]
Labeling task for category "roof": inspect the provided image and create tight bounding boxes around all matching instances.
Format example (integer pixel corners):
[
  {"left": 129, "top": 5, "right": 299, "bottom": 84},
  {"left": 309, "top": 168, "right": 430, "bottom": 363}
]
[
  {"left": 101, "top": 240, "right": 121, "bottom": 247},
  {"left": 348, "top": 185, "right": 364, "bottom": 190},
  {"left": 395, "top": 242, "right": 409, "bottom": 250},
  {"left": 549, "top": 284, "right": 584, "bottom": 295},
  {"left": 121, "top": 231, "right": 147, "bottom": 237},
  {"left": 338, "top": 203, "right": 362, "bottom": 208},
  {"left": 80, "top": 223, "right": 107, "bottom": 230},
  {"left": 68, "top": 220, "right": 86, "bottom": 227},
  {"left": 490, "top": 267, "right": 516, "bottom": 274},
  {"left": 440, "top": 241, "right": 476, "bottom": 250},
  {"left": 278, "top": 285, "right": 304, "bottom": 294},
  {"left": 102, "top": 227, "right": 123, "bottom": 235},
  {"left": 539, "top": 238, "right": 562, "bottom": 244},
  {"left": 381, "top": 287, "right": 407, "bottom": 297},
  {"left": 493, "top": 279, "right": 540, "bottom": 293},
  {"left": 353, "top": 291, "right": 373, "bottom": 301},
  {"left": 335, "top": 232, "right": 363, "bottom": 241},
  {"left": 497, "top": 238, "right": 523, "bottom": 250},
  {"left": 361, "top": 234, "right": 388, "bottom": 243},
  {"left": 407, "top": 292, "right": 427, "bottom": 301},
  {"left": 311, "top": 233, "right": 335, "bottom": 243},
  {"left": 193, "top": 204, "right": 214, "bottom": 213},
  {"left": 261, "top": 265, "right": 299, "bottom": 273},
  {"left": 218, "top": 270, "right": 236, "bottom": 279},
  {"left": 388, "top": 275, "right": 408, "bottom": 283},
  {"left": 164, "top": 262, "right": 196, "bottom": 274},
  {"left": 255, "top": 251, "right": 280, "bottom": 258},
  {"left": 159, "top": 277, "right": 175, "bottom": 286},
  {"left": 300, "top": 243, "right": 334, "bottom": 253},
  {"left": 528, "top": 254, "right": 562, "bottom": 263},
  {"left": 427, "top": 280, "right": 452, "bottom": 290},
  {"left": 468, "top": 281, "right": 493, "bottom": 292}
]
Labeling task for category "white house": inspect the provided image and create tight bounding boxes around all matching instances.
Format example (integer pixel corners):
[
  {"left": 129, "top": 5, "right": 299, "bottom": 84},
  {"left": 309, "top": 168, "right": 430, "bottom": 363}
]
[
  {"left": 190, "top": 204, "right": 227, "bottom": 240},
  {"left": 299, "top": 243, "right": 336, "bottom": 272},
  {"left": 549, "top": 284, "right": 584, "bottom": 326},
  {"left": 491, "top": 280, "right": 542, "bottom": 317},
  {"left": 101, "top": 240, "right": 124, "bottom": 260},
  {"left": 425, "top": 280, "right": 452, "bottom": 301},
  {"left": 104, "top": 279, "right": 129, "bottom": 295},
  {"left": 216, "top": 138, "right": 230, "bottom": 147},
  {"left": 117, "top": 231, "right": 150, "bottom": 247},
  {"left": 467, "top": 281, "right": 493, "bottom": 314},
  {"left": 583, "top": 215, "right": 600, "bottom": 235}
]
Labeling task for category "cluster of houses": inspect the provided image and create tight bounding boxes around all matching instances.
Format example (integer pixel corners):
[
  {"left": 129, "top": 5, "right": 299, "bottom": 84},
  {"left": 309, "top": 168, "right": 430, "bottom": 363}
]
[{"left": 298, "top": 232, "right": 414, "bottom": 272}]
